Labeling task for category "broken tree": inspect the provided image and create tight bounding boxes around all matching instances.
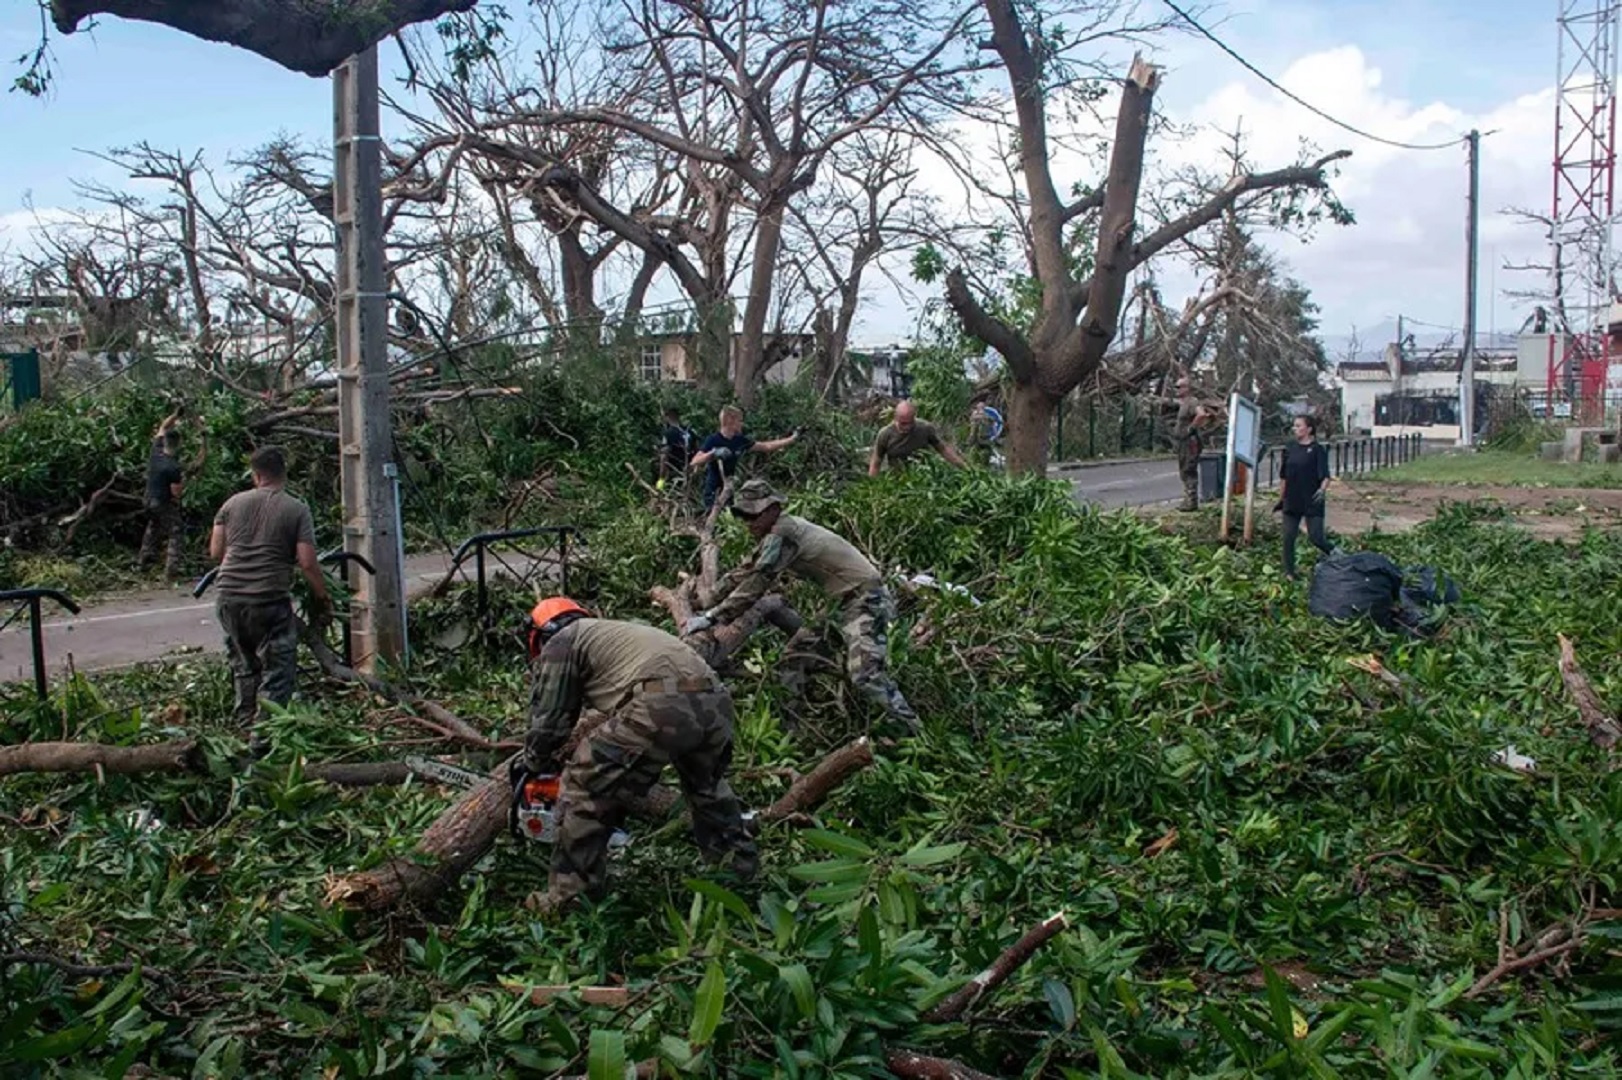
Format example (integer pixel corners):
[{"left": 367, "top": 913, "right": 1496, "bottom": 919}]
[{"left": 940, "top": 0, "right": 1350, "bottom": 474}]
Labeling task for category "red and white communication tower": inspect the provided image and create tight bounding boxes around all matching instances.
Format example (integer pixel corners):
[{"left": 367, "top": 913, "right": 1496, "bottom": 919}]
[{"left": 1550, "top": 0, "right": 1621, "bottom": 420}]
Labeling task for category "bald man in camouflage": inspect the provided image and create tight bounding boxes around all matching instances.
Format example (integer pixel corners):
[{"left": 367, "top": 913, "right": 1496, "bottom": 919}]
[
  {"left": 684, "top": 480, "right": 920, "bottom": 735},
  {"left": 517, "top": 598, "right": 758, "bottom": 917}
]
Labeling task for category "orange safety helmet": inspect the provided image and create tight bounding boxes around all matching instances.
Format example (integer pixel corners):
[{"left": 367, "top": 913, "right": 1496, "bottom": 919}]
[{"left": 527, "top": 596, "right": 589, "bottom": 658}]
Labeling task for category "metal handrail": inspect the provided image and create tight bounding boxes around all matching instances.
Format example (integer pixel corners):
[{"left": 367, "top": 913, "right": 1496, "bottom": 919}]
[
  {"left": 0, "top": 587, "right": 83, "bottom": 699},
  {"left": 449, "top": 526, "right": 578, "bottom": 623}
]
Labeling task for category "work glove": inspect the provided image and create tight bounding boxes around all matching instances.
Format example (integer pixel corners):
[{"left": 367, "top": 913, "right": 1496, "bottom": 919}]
[
  {"left": 1272, "top": 499, "right": 1284, "bottom": 513},
  {"left": 684, "top": 614, "right": 714, "bottom": 636},
  {"left": 310, "top": 595, "right": 334, "bottom": 630},
  {"left": 508, "top": 756, "right": 541, "bottom": 837},
  {"left": 1311, "top": 488, "right": 1326, "bottom": 506}
]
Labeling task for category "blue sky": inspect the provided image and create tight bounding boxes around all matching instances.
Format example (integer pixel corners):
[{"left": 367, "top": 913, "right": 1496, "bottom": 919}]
[{"left": 0, "top": 0, "right": 1578, "bottom": 344}]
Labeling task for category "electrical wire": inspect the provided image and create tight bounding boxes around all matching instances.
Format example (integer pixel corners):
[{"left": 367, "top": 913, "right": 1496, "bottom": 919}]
[{"left": 1158, "top": 0, "right": 1473, "bottom": 151}]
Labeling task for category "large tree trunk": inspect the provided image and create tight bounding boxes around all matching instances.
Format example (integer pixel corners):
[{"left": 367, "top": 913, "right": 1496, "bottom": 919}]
[
  {"left": 1004, "top": 380, "right": 1059, "bottom": 474},
  {"left": 734, "top": 203, "right": 788, "bottom": 406},
  {"left": 555, "top": 226, "right": 604, "bottom": 335}
]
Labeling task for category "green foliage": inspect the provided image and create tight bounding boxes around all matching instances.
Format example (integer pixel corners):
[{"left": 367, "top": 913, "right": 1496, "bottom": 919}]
[
  {"left": 3, "top": 456, "right": 1622, "bottom": 1077},
  {"left": 1373, "top": 450, "right": 1622, "bottom": 490}
]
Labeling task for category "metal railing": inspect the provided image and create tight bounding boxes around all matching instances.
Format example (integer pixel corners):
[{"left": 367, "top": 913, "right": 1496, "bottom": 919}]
[
  {"left": 192, "top": 548, "right": 376, "bottom": 667},
  {"left": 0, "top": 587, "right": 82, "bottom": 699},
  {"left": 448, "top": 526, "right": 577, "bottom": 624},
  {"left": 1255, "top": 433, "right": 1423, "bottom": 489}
]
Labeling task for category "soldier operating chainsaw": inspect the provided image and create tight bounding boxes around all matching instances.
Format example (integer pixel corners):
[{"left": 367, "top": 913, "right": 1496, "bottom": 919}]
[
  {"left": 683, "top": 480, "right": 920, "bottom": 735},
  {"left": 513, "top": 598, "right": 758, "bottom": 917}
]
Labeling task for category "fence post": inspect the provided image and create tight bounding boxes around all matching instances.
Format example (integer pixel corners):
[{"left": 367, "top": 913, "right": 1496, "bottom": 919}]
[
  {"left": 1055, "top": 396, "right": 1065, "bottom": 461},
  {"left": 1119, "top": 400, "right": 1129, "bottom": 454},
  {"left": 1088, "top": 400, "right": 1097, "bottom": 458}
]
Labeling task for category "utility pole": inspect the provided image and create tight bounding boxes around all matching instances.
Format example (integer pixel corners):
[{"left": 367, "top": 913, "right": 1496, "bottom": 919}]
[
  {"left": 1459, "top": 129, "right": 1481, "bottom": 447},
  {"left": 333, "top": 46, "right": 406, "bottom": 670}
]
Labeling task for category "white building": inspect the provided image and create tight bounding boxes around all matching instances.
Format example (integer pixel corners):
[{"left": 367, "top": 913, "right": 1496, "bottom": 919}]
[{"left": 1338, "top": 342, "right": 1519, "bottom": 441}]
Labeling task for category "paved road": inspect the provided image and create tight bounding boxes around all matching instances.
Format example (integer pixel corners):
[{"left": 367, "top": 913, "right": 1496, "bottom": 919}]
[
  {"left": 0, "top": 551, "right": 545, "bottom": 682},
  {"left": 1057, "top": 457, "right": 1186, "bottom": 507}
]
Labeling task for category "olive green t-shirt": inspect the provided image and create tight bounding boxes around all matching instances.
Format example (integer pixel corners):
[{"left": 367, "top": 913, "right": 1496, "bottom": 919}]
[
  {"left": 568, "top": 618, "right": 716, "bottom": 713},
  {"left": 213, "top": 487, "right": 316, "bottom": 599},
  {"left": 873, "top": 420, "right": 943, "bottom": 468}
]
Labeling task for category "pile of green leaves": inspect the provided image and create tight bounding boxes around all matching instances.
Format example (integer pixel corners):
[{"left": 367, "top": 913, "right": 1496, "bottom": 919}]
[{"left": 2, "top": 469, "right": 1620, "bottom": 1078}]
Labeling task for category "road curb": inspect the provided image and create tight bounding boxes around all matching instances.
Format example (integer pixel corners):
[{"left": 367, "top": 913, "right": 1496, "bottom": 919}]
[{"left": 1049, "top": 455, "right": 1169, "bottom": 473}]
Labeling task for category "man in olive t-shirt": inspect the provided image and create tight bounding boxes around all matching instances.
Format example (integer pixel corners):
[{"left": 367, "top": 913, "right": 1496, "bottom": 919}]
[
  {"left": 868, "top": 400, "right": 966, "bottom": 475},
  {"left": 209, "top": 446, "right": 332, "bottom": 743}
]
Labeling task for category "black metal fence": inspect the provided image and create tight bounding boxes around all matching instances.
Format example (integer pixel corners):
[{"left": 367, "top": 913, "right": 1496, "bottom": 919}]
[
  {"left": 448, "top": 526, "right": 578, "bottom": 625},
  {"left": 0, "top": 587, "right": 82, "bottom": 699},
  {"left": 1254, "top": 432, "right": 1423, "bottom": 489}
]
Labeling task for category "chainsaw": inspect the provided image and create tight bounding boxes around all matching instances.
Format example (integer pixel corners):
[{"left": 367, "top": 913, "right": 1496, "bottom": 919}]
[{"left": 404, "top": 757, "right": 631, "bottom": 850}]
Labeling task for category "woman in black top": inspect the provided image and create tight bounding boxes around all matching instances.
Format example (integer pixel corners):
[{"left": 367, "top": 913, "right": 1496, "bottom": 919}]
[{"left": 1276, "top": 415, "right": 1333, "bottom": 579}]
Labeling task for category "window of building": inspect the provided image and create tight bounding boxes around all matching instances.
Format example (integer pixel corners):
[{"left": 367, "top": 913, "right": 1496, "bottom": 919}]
[{"left": 640, "top": 344, "right": 663, "bottom": 383}]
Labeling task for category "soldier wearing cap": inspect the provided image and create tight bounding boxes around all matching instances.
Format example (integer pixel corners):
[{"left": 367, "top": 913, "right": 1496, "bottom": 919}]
[
  {"left": 515, "top": 597, "right": 758, "bottom": 916},
  {"left": 684, "top": 480, "right": 919, "bottom": 734}
]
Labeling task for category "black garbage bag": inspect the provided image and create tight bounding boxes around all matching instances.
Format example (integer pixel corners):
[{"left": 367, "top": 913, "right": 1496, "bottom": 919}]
[
  {"left": 1394, "top": 564, "right": 1462, "bottom": 636},
  {"left": 1308, "top": 551, "right": 1404, "bottom": 629}
]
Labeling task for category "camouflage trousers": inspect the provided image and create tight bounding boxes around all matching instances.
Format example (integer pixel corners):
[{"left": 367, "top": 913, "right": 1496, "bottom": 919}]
[
  {"left": 216, "top": 596, "right": 299, "bottom": 726},
  {"left": 139, "top": 504, "right": 183, "bottom": 577},
  {"left": 837, "top": 585, "right": 918, "bottom": 730},
  {"left": 1176, "top": 438, "right": 1201, "bottom": 510},
  {"left": 550, "top": 685, "right": 758, "bottom": 906}
]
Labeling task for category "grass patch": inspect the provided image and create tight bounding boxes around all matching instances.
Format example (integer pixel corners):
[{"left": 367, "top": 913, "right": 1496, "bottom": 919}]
[{"left": 1372, "top": 448, "right": 1622, "bottom": 488}]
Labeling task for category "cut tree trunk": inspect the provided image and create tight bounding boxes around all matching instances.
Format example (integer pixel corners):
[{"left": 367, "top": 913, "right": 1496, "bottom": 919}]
[
  {"left": 884, "top": 1052, "right": 999, "bottom": 1080},
  {"left": 0, "top": 739, "right": 202, "bottom": 778}
]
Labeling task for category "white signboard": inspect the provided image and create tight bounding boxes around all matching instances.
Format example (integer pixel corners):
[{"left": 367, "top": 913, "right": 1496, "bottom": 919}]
[{"left": 1226, "top": 393, "right": 1261, "bottom": 467}]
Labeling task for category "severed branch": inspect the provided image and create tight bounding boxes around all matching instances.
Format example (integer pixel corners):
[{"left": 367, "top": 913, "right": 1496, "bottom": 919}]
[
  {"left": 1464, "top": 904, "right": 1592, "bottom": 1000},
  {"left": 922, "top": 911, "right": 1071, "bottom": 1022},
  {"left": 761, "top": 737, "right": 873, "bottom": 823},
  {"left": 1557, "top": 634, "right": 1621, "bottom": 751},
  {"left": 303, "top": 760, "right": 414, "bottom": 787},
  {"left": 2, "top": 951, "right": 167, "bottom": 981},
  {"left": 300, "top": 620, "right": 508, "bottom": 752},
  {"left": 0, "top": 739, "right": 202, "bottom": 778}
]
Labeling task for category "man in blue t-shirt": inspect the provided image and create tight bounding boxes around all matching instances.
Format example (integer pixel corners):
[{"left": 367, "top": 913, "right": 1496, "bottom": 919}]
[{"left": 690, "top": 405, "right": 798, "bottom": 507}]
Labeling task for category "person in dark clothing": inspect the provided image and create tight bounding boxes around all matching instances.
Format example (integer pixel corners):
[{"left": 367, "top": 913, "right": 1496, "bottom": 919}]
[
  {"left": 140, "top": 428, "right": 185, "bottom": 578},
  {"left": 1275, "top": 414, "right": 1334, "bottom": 579},
  {"left": 659, "top": 408, "right": 696, "bottom": 483},
  {"left": 689, "top": 405, "right": 797, "bottom": 508}
]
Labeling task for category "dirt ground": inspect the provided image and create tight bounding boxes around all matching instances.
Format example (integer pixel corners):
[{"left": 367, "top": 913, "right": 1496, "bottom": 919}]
[
  {"left": 1139, "top": 479, "right": 1622, "bottom": 542},
  {"left": 1330, "top": 479, "right": 1622, "bottom": 540}
]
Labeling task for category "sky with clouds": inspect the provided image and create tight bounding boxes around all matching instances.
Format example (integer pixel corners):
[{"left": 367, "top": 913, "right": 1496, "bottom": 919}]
[{"left": 0, "top": 0, "right": 1575, "bottom": 353}]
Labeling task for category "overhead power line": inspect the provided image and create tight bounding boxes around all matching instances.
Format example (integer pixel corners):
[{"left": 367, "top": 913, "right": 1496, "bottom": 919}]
[{"left": 1158, "top": 0, "right": 1472, "bottom": 151}]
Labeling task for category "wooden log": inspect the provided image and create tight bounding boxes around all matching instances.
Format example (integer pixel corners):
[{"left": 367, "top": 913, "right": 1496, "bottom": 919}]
[
  {"left": 324, "top": 770, "right": 511, "bottom": 911},
  {"left": 526, "top": 984, "right": 630, "bottom": 1007},
  {"left": 0, "top": 739, "right": 202, "bottom": 778},
  {"left": 1557, "top": 634, "right": 1621, "bottom": 751},
  {"left": 922, "top": 911, "right": 1070, "bottom": 1023}
]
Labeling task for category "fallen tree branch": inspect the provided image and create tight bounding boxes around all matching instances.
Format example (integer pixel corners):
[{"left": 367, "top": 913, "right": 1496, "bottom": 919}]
[
  {"left": 526, "top": 984, "right": 631, "bottom": 1006},
  {"left": 922, "top": 911, "right": 1071, "bottom": 1022},
  {"left": 1464, "top": 907, "right": 1587, "bottom": 1000},
  {"left": 301, "top": 621, "right": 506, "bottom": 751},
  {"left": 1557, "top": 634, "right": 1621, "bottom": 751},
  {"left": 325, "top": 736, "right": 872, "bottom": 912},
  {"left": 884, "top": 1051, "right": 999, "bottom": 1080},
  {"left": 323, "top": 765, "right": 512, "bottom": 912},
  {"left": 761, "top": 736, "right": 873, "bottom": 824},
  {"left": 59, "top": 471, "right": 126, "bottom": 545},
  {"left": 0, "top": 739, "right": 202, "bottom": 778},
  {"left": 1, "top": 951, "right": 166, "bottom": 981}
]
